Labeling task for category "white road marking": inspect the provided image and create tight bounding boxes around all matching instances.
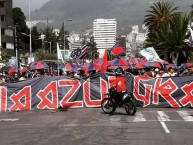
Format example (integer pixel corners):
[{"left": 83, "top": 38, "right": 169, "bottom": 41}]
[
  {"left": 133, "top": 112, "right": 146, "bottom": 122},
  {"left": 157, "top": 111, "right": 170, "bottom": 121},
  {"left": 18, "top": 123, "right": 32, "bottom": 126},
  {"left": 157, "top": 111, "right": 171, "bottom": 133},
  {"left": 0, "top": 118, "right": 19, "bottom": 122},
  {"left": 177, "top": 111, "right": 193, "bottom": 121},
  {"left": 160, "top": 121, "right": 170, "bottom": 133}
]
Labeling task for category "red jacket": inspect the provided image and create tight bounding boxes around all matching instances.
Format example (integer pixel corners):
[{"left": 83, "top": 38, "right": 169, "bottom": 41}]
[{"left": 112, "top": 76, "right": 127, "bottom": 92}]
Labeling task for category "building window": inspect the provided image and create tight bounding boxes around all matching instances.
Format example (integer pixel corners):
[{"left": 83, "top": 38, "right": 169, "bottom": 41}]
[
  {"left": 2, "top": 42, "right": 6, "bottom": 48},
  {"left": 0, "top": 1, "right": 5, "bottom": 7},
  {"left": 1, "top": 15, "right": 6, "bottom": 21},
  {"left": 1, "top": 28, "right": 5, "bottom": 35}
]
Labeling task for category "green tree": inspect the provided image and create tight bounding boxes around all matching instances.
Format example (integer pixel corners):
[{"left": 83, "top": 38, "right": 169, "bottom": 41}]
[
  {"left": 190, "top": 4, "right": 193, "bottom": 20},
  {"left": 144, "top": 2, "right": 178, "bottom": 32},
  {"left": 34, "top": 49, "right": 57, "bottom": 61},
  {"left": 41, "top": 26, "right": 57, "bottom": 54},
  {"left": 85, "top": 36, "right": 98, "bottom": 62},
  {"left": 12, "top": 7, "right": 29, "bottom": 53},
  {"left": 31, "top": 26, "right": 41, "bottom": 52},
  {"left": 1, "top": 49, "right": 11, "bottom": 62},
  {"left": 144, "top": 13, "right": 192, "bottom": 65},
  {"left": 58, "top": 22, "right": 70, "bottom": 50}
]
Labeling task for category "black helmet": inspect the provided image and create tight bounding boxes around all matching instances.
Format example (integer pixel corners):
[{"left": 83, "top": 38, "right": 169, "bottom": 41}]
[{"left": 115, "top": 67, "right": 124, "bottom": 75}]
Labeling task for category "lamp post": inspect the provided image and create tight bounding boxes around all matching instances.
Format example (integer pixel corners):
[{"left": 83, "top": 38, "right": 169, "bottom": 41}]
[
  {"left": 8, "top": 25, "right": 20, "bottom": 72},
  {"left": 63, "top": 19, "right": 72, "bottom": 60},
  {"left": 44, "top": 41, "right": 52, "bottom": 54},
  {"left": 0, "top": 23, "right": 2, "bottom": 61},
  {"left": 21, "top": 32, "right": 33, "bottom": 63},
  {"left": 28, "top": 0, "right": 32, "bottom": 63}
]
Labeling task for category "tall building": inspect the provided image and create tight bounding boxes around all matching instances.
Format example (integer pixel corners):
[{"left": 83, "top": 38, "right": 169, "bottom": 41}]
[
  {"left": 0, "top": 0, "right": 14, "bottom": 58},
  {"left": 93, "top": 19, "right": 117, "bottom": 57},
  {"left": 126, "top": 25, "right": 147, "bottom": 57}
]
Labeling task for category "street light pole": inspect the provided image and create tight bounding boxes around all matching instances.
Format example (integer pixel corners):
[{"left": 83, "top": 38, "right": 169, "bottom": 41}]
[
  {"left": 50, "top": 41, "right": 52, "bottom": 54},
  {"left": 0, "top": 23, "right": 2, "bottom": 61},
  {"left": 63, "top": 19, "right": 72, "bottom": 60},
  {"left": 29, "top": 0, "right": 32, "bottom": 63},
  {"left": 45, "top": 41, "right": 52, "bottom": 54},
  {"left": 14, "top": 26, "right": 18, "bottom": 59},
  {"left": 63, "top": 21, "right": 65, "bottom": 58}
]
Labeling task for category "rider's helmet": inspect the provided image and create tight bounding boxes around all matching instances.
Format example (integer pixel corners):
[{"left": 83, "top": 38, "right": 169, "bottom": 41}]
[{"left": 115, "top": 67, "right": 124, "bottom": 76}]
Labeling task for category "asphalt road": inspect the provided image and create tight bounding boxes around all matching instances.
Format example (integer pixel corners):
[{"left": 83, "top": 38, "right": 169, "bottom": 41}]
[{"left": 0, "top": 108, "right": 193, "bottom": 145}]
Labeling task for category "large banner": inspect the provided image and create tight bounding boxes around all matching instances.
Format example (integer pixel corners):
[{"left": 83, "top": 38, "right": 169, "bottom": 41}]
[
  {"left": 1, "top": 73, "right": 193, "bottom": 112},
  {"left": 0, "top": 73, "right": 133, "bottom": 112},
  {"left": 133, "top": 76, "right": 193, "bottom": 108}
]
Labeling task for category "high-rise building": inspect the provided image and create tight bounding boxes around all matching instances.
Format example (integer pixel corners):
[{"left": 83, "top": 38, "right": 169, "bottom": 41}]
[
  {"left": 0, "top": 0, "right": 14, "bottom": 58},
  {"left": 93, "top": 19, "right": 117, "bottom": 57}
]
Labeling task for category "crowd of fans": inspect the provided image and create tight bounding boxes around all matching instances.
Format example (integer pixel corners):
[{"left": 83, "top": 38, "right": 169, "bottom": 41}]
[
  {"left": 1, "top": 63, "right": 193, "bottom": 84},
  {"left": 129, "top": 65, "right": 193, "bottom": 78}
]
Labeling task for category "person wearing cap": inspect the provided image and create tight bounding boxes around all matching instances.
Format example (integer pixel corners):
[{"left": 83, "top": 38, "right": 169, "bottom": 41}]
[
  {"left": 152, "top": 68, "right": 159, "bottom": 78},
  {"left": 111, "top": 67, "right": 127, "bottom": 107},
  {"left": 155, "top": 68, "right": 169, "bottom": 78}
]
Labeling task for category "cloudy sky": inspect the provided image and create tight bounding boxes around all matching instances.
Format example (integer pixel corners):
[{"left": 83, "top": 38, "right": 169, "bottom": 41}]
[{"left": 13, "top": 0, "right": 50, "bottom": 13}]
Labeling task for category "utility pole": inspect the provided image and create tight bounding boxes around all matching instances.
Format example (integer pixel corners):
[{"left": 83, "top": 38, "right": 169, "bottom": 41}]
[
  {"left": 45, "top": 41, "right": 52, "bottom": 54},
  {"left": 29, "top": 0, "right": 32, "bottom": 63},
  {"left": 0, "top": 22, "right": 2, "bottom": 61},
  {"left": 63, "top": 19, "right": 72, "bottom": 60}
]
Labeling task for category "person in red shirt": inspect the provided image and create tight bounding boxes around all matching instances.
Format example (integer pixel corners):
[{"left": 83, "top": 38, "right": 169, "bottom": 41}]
[{"left": 112, "top": 67, "right": 127, "bottom": 103}]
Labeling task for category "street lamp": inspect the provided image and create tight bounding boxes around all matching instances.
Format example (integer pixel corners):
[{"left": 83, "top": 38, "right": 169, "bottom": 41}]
[
  {"left": 21, "top": 32, "right": 33, "bottom": 62},
  {"left": 28, "top": 0, "right": 32, "bottom": 63},
  {"left": 44, "top": 41, "right": 52, "bottom": 54},
  {"left": 63, "top": 19, "right": 72, "bottom": 60}
]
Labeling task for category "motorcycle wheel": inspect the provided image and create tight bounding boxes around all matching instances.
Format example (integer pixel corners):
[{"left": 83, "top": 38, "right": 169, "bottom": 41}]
[
  {"left": 101, "top": 98, "right": 116, "bottom": 114},
  {"left": 124, "top": 99, "right": 137, "bottom": 115}
]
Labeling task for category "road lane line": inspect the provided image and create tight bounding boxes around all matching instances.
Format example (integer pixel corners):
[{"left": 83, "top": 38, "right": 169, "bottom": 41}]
[
  {"left": 177, "top": 111, "right": 193, "bottom": 121},
  {"left": 157, "top": 111, "right": 170, "bottom": 121},
  {"left": 0, "top": 118, "right": 19, "bottom": 122},
  {"left": 18, "top": 123, "right": 32, "bottom": 126},
  {"left": 133, "top": 112, "right": 146, "bottom": 122},
  {"left": 160, "top": 121, "right": 170, "bottom": 133}
]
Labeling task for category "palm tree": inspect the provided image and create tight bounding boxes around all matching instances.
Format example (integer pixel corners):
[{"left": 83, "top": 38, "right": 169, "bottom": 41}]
[
  {"left": 190, "top": 4, "right": 193, "bottom": 20},
  {"left": 144, "top": 13, "right": 192, "bottom": 65},
  {"left": 144, "top": 1, "right": 179, "bottom": 31}
]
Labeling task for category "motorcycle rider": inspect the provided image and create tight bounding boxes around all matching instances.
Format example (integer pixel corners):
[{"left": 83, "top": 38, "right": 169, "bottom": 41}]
[{"left": 112, "top": 67, "right": 127, "bottom": 105}]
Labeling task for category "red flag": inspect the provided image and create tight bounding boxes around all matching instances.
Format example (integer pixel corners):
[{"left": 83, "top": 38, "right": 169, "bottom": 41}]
[
  {"left": 111, "top": 45, "right": 124, "bottom": 56},
  {"left": 100, "top": 49, "right": 108, "bottom": 73}
]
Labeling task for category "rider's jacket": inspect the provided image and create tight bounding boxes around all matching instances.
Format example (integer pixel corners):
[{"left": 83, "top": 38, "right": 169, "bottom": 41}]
[{"left": 112, "top": 76, "right": 126, "bottom": 92}]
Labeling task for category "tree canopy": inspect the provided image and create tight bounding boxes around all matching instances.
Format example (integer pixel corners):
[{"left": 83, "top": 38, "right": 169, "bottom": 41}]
[{"left": 144, "top": 2, "right": 193, "bottom": 65}]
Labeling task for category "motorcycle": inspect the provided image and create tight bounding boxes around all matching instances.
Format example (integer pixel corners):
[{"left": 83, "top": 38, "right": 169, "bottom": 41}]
[{"left": 101, "top": 86, "right": 137, "bottom": 115}]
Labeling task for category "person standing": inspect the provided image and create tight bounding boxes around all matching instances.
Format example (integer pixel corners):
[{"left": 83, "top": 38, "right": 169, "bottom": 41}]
[{"left": 168, "top": 67, "right": 177, "bottom": 76}]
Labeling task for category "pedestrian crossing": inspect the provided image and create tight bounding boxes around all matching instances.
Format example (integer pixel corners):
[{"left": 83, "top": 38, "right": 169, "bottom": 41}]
[{"left": 110, "top": 111, "right": 193, "bottom": 122}]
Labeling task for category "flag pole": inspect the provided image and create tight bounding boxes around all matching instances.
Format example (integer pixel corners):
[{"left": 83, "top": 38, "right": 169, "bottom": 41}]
[
  {"left": 58, "top": 59, "right": 59, "bottom": 76},
  {"left": 57, "top": 43, "right": 60, "bottom": 76}
]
